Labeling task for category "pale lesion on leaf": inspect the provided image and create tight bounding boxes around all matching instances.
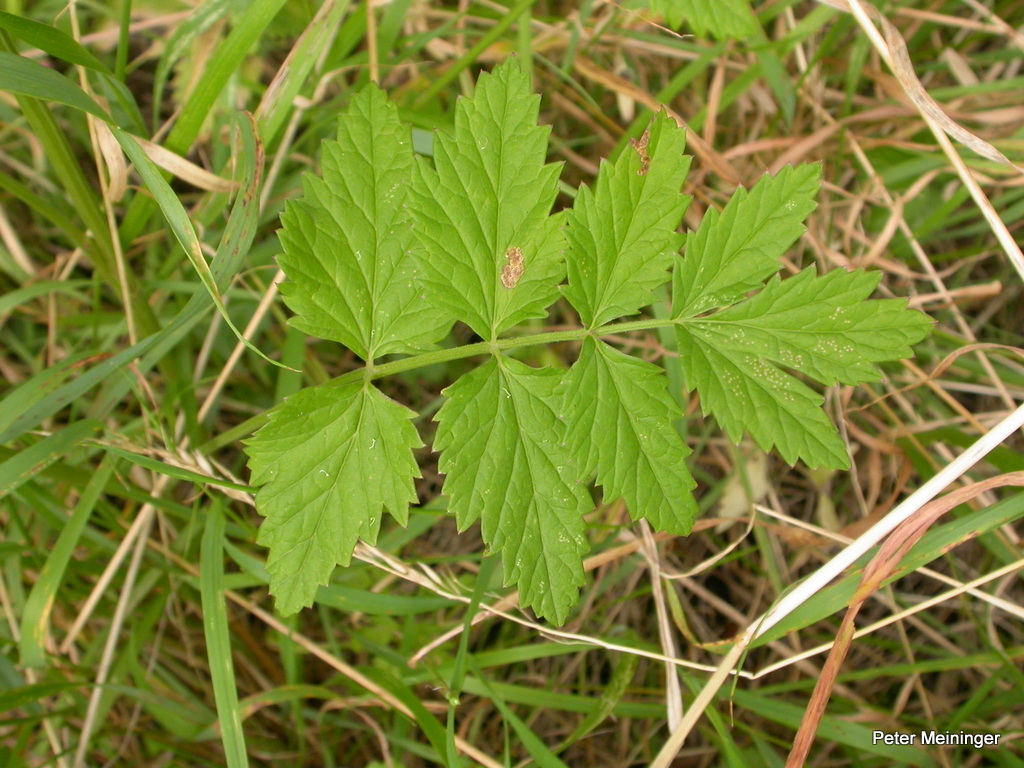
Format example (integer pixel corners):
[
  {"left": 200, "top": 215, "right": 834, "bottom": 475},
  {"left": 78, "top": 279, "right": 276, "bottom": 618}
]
[
  {"left": 501, "top": 246, "right": 525, "bottom": 289},
  {"left": 629, "top": 128, "right": 651, "bottom": 176}
]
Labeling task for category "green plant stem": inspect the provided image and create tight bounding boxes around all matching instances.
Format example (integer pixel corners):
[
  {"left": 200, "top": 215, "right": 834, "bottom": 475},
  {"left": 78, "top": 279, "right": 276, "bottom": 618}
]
[
  {"left": 345, "top": 316, "right": 679, "bottom": 386},
  {"left": 200, "top": 316, "right": 681, "bottom": 454}
]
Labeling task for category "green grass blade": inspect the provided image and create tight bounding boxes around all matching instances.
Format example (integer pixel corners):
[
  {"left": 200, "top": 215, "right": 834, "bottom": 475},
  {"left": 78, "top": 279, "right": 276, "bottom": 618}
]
[
  {"left": 200, "top": 498, "right": 250, "bottom": 768},
  {"left": 120, "top": 0, "right": 287, "bottom": 246},
  {"left": 445, "top": 555, "right": 499, "bottom": 765},
  {"left": 0, "top": 341, "right": 160, "bottom": 445},
  {"left": 0, "top": 173, "right": 84, "bottom": 256},
  {"left": 556, "top": 648, "right": 638, "bottom": 752},
  {"left": 0, "top": 31, "right": 157, "bottom": 337},
  {"left": 255, "top": 0, "right": 350, "bottom": 147},
  {"left": 111, "top": 124, "right": 291, "bottom": 371},
  {"left": 313, "top": 585, "right": 452, "bottom": 615},
  {"left": 0, "top": 682, "right": 81, "bottom": 715},
  {"left": 111, "top": 127, "right": 223, "bottom": 296},
  {"left": 752, "top": 40, "right": 795, "bottom": 124},
  {"left": 95, "top": 70, "right": 147, "bottom": 135},
  {"left": 360, "top": 668, "right": 451, "bottom": 766},
  {"left": 753, "top": 490, "right": 1024, "bottom": 647},
  {"left": 0, "top": 114, "right": 263, "bottom": 445},
  {"left": 413, "top": 0, "right": 537, "bottom": 108},
  {"left": 733, "top": 689, "right": 938, "bottom": 766},
  {"left": 164, "top": 0, "right": 289, "bottom": 154},
  {"left": 0, "top": 11, "right": 144, "bottom": 131},
  {"left": 0, "top": 50, "right": 111, "bottom": 120},
  {"left": 151, "top": 0, "right": 232, "bottom": 129},
  {"left": 0, "top": 352, "right": 87, "bottom": 438},
  {"left": 201, "top": 112, "right": 264, "bottom": 289},
  {"left": 100, "top": 445, "right": 253, "bottom": 492},
  {"left": 114, "top": 0, "right": 130, "bottom": 81},
  {"left": 0, "top": 420, "right": 100, "bottom": 501},
  {"left": 18, "top": 460, "right": 113, "bottom": 668},
  {"left": 0, "top": 280, "right": 89, "bottom": 316},
  {"left": 470, "top": 658, "right": 571, "bottom": 768},
  {"left": 0, "top": 10, "right": 108, "bottom": 71}
]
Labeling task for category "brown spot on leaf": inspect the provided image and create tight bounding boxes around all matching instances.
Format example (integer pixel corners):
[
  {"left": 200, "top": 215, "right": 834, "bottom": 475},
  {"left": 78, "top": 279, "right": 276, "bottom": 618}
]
[
  {"left": 501, "top": 246, "right": 524, "bottom": 289},
  {"left": 629, "top": 129, "right": 651, "bottom": 175}
]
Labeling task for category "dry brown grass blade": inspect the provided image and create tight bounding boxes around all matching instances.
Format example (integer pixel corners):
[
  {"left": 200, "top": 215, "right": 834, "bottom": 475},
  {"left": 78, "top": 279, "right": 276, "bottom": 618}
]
[
  {"left": 814, "top": 0, "right": 1024, "bottom": 290},
  {"left": 132, "top": 135, "right": 240, "bottom": 193},
  {"left": 94, "top": 120, "right": 127, "bottom": 202},
  {"left": 861, "top": 341, "right": 1024, "bottom": 418},
  {"left": 816, "top": 0, "right": 1023, "bottom": 174},
  {"left": 639, "top": 520, "right": 684, "bottom": 730},
  {"left": 784, "top": 471, "right": 1024, "bottom": 767},
  {"left": 785, "top": 614, "right": 857, "bottom": 768},
  {"left": 925, "top": 342, "right": 1024, "bottom": 383}
]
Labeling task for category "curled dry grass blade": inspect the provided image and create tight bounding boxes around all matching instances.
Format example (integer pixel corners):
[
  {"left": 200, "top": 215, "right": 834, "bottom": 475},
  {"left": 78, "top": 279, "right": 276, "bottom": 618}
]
[{"left": 786, "top": 471, "right": 1024, "bottom": 768}]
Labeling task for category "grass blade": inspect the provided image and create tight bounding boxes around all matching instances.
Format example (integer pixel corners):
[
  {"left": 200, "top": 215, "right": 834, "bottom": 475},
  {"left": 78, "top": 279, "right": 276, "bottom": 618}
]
[
  {"left": 0, "top": 113, "right": 264, "bottom": 445},
  {"left": 0, "top": 50, "right": 111, "bottom": 120},
  {"left": 19, "top": 461, "right": 113, "bottom": 668},
  {"left": 100, "top": 445, "right": 253, "bottom": 492},
  {"left": 470, "top": 658, "right": 571, "bottom": 768},
  {"left": 0, "top": 10, "right": 108, "bottom": 71},
  {"left": 112, "top": 124, "right": 291, "bottom": 371},
  {"left": 0, "top": 420, "right": 100, "bottom": 501},
  {"left": 201, "top": 498, "right": 250, "bottom": 768}
]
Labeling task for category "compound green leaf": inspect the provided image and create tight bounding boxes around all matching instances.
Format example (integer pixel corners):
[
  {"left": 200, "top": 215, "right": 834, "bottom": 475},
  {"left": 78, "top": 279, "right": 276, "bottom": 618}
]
[
  {"left": 278, "top": 83, "right": 448, "bottom": 361},
  {"left": 685, "top": 266, "right": 934, "bottom": 387},
  {"left": 563, "top": 112, "right": 690, "bottom": 328},
  {"left": 434, "top": 356, "right": 589, "bottom": 623},
  {"left": 559, "top": 337, "right": 696, "bottom": 534},
  {"left": 408, "top": 57, "right": 564, "bottom": 340},
  {"left": 247, "top": 383, "right": 422, "bottom": 615},
  {"left": 241, "top": 58, "right": 933, "bottom": 627},
  {"left": 673, "top": 164, "right": 820, "bottom": 319}
]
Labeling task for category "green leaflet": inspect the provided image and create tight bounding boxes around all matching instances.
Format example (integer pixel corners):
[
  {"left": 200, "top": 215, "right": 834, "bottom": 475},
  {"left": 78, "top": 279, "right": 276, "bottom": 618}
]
[
  {"left": 246, "top": 382, "right": 422, "bottom": 615},
  {"left": 562, "top": 111, "right": 691, "bottom": 328},
  {"left": 434, "top": 356, "right": 589, "bottom": 624},
  {"left": 244, "top": 85, "right": 447, "bottom": 613},
  {"left": 649, "top": 0, "right": 759, "bottom": 39},
  {"left": 277, "top": 84, "right": 449, "bottom": 360},
  {"left": 673, "top": 164, "right": 820, "bottom": 319},
  {"left": 675, "top": 325, "right": 850, "bottom": 469},
  {"left": 559, "top": 337, "right": 697, "bottom": 535},
  {"left": 685, "top": 267, "right": 933, "bottom": 387},
  {"left": 407, "top": 59, "right": 565, "bottom": 340},
  {"left": 244, "top": 56, "right": 933, "bottom": 623},
  {"left": 675, "top": 264, "right": 933, "bottom": 468},
  {"left": 557, "top": 107, "right": 695, "bottom": 541}
]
